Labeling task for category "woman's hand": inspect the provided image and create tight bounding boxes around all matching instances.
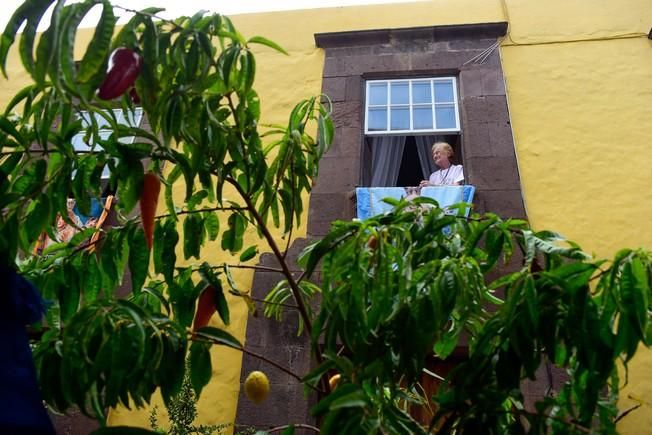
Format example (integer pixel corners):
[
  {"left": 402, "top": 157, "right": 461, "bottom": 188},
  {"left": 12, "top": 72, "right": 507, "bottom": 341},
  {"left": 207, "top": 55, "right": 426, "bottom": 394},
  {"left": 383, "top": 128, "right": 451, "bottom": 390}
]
[{"left": 419, "top": 180, "right": 431, "bottom": 187}]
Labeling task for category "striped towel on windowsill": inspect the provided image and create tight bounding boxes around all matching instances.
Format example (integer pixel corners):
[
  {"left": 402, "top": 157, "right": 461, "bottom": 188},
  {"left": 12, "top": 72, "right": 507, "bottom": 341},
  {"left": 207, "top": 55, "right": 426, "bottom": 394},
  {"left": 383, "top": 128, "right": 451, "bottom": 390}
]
[{"left": 356, "top": 185, "right": 475, "bottom": 220}]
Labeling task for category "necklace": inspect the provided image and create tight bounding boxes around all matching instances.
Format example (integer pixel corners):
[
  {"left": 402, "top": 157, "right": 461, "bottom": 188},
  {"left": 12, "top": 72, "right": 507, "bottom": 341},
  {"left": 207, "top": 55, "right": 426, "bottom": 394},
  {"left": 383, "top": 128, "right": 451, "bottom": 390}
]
[{"left": 440, "top": 166, "right": 452, "bottom": 184}]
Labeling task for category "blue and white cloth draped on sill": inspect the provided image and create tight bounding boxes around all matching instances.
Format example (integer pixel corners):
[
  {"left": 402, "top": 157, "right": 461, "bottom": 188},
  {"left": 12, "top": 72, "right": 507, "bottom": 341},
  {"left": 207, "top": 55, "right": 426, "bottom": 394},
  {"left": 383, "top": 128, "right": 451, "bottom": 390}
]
[{"left": 356, "top": 185, "right": 475, "bottom": 220}]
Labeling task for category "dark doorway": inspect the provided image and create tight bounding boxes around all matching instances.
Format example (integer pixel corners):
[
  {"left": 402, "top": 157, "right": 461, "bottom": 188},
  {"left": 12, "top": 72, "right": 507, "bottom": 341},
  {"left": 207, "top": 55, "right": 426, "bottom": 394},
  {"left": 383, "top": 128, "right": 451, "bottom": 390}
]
[{"left": 396, "top": 136, "right": 423, "bottom": 187}]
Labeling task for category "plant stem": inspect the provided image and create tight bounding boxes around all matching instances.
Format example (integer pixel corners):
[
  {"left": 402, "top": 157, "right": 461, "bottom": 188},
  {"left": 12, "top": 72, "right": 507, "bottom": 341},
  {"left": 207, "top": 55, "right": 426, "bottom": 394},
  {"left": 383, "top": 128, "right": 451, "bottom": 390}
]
[
  {"left": 226, "top": 176, "right": 331, "bottom": 394},
  {"left": 267, "top": 423, "right": 320, "bottom": 433},
  {"left": 250, "top": 296, "right": 298, "bottom": 309},
  {"left": 226, "top": 176, "right": 313, "bottom": 336},
  {"left": 193, "top": 333, "right": 323, "bottom": 393},
  {"left": 155, "top": 205, "right": 246, "bottom": 220},
  {"left": 218, "top": 263, "right": 285, "bottom": 274}
]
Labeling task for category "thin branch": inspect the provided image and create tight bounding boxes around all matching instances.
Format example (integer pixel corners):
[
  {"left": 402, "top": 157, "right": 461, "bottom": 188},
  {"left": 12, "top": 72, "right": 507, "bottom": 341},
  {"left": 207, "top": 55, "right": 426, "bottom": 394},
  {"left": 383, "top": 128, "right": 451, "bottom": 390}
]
[
  {"left": 217, "top": 263, "right": 284, "bottom": 274},
  {"left": 155, "top": 205, "right": 245, "bottom": 220},
  {"left": 225, "top": 175, "right": 330, "bottom": 393},
  {"left": 250, "top": 296, "right": 298, "bottom": 310},
  {"left": 267, "top": 424, "right": 320, "bottom": 434},
  {"left": 38, "top": 235, "right": 103, "bottom": 273},
  {"left": 296, "top": 269, "right": 308, "bottom": 284},
  {"left": 511, "top": 409, "right": 591, "bottom": 434},
  {"left": 422, "top": 367, "right": 445, "bottom": 382},
  {"left": 194, "top": 332, "right": 323, "bottom": 393},
  {"left": 241, "top": 346, "right": 310, "bottom": 386},
  {"left": 615, "top": 395, "right": 644, "bottom": 423},
  {"left": 226, "top": 176, "right": 313, "bottom": 336},
  {"left": 113, "top": 5, "right": 184, "bottom": 31}
]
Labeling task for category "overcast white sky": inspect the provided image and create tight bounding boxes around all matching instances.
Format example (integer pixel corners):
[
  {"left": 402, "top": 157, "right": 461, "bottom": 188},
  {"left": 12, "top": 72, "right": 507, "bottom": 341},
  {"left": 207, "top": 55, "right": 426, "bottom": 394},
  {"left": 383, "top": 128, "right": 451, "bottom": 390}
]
[{"left": 2, "top": 0, "right": 419, "bottom": 31}]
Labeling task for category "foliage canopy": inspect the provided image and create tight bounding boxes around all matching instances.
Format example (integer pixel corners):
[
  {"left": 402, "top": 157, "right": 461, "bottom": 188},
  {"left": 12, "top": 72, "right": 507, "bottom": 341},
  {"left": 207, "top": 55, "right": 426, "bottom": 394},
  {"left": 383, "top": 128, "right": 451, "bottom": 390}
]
[{"left": 1, "top": 1, "right": 651, "bottom": 434}]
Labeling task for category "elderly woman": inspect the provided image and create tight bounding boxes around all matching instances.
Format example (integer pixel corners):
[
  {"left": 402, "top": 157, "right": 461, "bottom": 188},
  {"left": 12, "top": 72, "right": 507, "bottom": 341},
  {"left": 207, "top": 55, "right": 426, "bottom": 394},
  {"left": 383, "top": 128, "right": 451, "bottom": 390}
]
[{"left": 419, "top": 141, "right": 464, "bottom": 187}]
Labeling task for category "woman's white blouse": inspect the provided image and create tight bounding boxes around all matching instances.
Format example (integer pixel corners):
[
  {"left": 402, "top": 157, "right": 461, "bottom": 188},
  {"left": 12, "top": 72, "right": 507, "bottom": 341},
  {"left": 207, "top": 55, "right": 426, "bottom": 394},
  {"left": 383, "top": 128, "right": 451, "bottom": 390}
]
[{"left": 428, "top": 164, "right": 464, "bottom": 185}]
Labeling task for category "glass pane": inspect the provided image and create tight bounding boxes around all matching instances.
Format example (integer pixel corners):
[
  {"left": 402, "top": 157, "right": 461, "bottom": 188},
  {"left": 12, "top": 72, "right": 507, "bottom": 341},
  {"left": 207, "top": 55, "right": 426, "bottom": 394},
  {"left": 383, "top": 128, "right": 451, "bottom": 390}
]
[
  {"left": 123, "top": 108, "right": 143, "bottom": 127},
  {"left": 113, "top": 109, "right": 126, "bottom": 125},
  {"left": 367, "top": 108, "right": 387, "bottom": 131},
  {"left": 118, "top": 135, "right": 136, "bottom": 144},
  {"left": 77, "top": 111, "right": 93, "bottom": 128},
  {"left": 412, "top": 81, "right": 431, "bottom": 104},
  {"left": 435, "top": 105, "right": 457, "bottom": 129},
  {"left": 434, "top": 81, "right": 454, "bottom": 103},
  {"left": 101, "top": 163, "right": 111, "bottom": 179},
  {"left": 413, "top": 107, "right": 433, "bottom": 130},
  {"left": 390, "top": 108, "right": 409, "bottom": 130},
  {"left": 390, "top": 82, "right": 409, "bottom": 105},
  {"left": 71, "top": 134, "right": 88, "bottom": 152},
  {"left": 368, "top": 83, "right": 387, "bottom": 105}
]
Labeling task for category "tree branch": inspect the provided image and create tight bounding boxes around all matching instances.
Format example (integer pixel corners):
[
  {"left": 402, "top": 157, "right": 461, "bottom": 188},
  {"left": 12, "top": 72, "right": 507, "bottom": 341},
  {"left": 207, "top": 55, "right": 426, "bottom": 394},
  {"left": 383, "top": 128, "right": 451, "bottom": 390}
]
[
  {"left": 267, "top": 424, "right": 320, "bottom": 433},
  {"left": 155, "top": 205, "right": 246, "bottom": 220},
  {"left": 193, "top": 332, "right": 323, "bottom": 393},
  {"left": 226, "top": 176, "right": 313, "bottom": 336}
]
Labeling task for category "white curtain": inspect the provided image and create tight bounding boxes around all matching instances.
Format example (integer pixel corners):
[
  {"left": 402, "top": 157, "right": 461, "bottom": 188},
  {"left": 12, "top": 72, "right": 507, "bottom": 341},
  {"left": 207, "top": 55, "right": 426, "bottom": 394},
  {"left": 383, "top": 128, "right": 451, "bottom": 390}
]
[
  {"left": 369, "top": 136, "right": 407, "bottom": 187},
  {"left": 415, "top": 135, "right": 443, "bottom": 179}
]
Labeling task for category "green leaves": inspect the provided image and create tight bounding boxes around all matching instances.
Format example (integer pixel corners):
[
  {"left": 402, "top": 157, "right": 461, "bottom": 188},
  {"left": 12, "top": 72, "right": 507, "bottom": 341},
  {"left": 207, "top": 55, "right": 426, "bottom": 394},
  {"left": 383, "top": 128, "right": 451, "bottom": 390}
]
[
  {"left": 239, "top": 245, "right": 258, "bottom": 262},
  {"left": 198, "top": 263, "right": 230, "bottom": 326},
  {"left": 305, "top": 199, "right": 652, "bottom": 433},
  {"left": 34, "top": 299, "right": 187, "bottom": 419},
  {"left": 128, "top": 226, "right": 150, "bottom": 294},
  {"left": 0, "top": 1, "right": 337, "bottom": 428},
  {"left": 221, "top": 213, "right": 246, "bottom": 254},
  {"left": 0, "top": 0, "right": 52, "bottom": 78},
  {"left": 189, "top": 341, "right": 212, "bottom": 397},
  {"left": 247, "top": 36, "right": 288, "bottom": 55},
  {"left": 154, "top": 218, "right": 179, "bottom": 284},
  {"left": 194, "top": 326, "right": 242, "bottom": 349},
  {"left": 77, "top": 2, "right": 117, "bottom": 84},
  {"left": 183, "top": 214, "right": 204, "bottom": 260}
]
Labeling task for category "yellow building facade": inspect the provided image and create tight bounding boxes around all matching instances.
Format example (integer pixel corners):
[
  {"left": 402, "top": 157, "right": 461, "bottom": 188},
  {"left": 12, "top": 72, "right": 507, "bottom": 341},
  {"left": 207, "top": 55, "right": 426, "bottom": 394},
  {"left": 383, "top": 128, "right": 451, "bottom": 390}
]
[{"left": 2, "top": 0, "right": 651, "bottom": 432}]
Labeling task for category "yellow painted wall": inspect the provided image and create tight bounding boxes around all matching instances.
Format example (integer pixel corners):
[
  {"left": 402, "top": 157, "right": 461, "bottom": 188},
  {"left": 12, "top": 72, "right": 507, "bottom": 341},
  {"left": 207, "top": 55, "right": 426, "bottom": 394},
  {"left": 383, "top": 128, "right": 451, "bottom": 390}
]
[{"left": 2, "top": 0, "right": 652, "bottom": 431}]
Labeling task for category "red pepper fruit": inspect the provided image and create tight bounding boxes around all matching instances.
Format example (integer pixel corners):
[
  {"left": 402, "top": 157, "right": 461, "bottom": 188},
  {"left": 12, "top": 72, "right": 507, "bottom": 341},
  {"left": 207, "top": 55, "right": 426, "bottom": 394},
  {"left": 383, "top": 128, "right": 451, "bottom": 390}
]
[
  {"left": 139, "top": 172, "right": 161, "bottom": 250},
  {"left": 97, "top": 48, "right": 142, "bottom": 100},
  {"left": 193, "top": 285, "right": 217, "bottom": 331}
]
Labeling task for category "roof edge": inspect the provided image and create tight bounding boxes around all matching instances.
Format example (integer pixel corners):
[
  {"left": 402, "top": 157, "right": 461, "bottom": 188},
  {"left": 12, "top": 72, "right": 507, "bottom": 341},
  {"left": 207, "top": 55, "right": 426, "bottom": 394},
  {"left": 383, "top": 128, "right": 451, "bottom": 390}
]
[{"left": 314, "top": 22, "right": 508, "bottom": 48}]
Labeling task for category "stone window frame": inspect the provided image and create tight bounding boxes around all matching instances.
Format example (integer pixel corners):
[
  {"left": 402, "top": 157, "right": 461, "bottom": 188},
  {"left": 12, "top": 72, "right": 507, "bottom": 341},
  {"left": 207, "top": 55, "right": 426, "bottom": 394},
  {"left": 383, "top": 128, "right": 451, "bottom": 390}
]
[{"left": 310, "top": 21, "right": 527, "bottom": 233}]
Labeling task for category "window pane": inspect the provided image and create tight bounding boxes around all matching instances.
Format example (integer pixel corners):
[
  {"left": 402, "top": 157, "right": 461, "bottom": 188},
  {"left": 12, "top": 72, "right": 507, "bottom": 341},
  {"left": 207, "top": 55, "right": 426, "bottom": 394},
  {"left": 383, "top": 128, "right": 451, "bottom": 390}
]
[
  {"left": 123, "top": 108, "right": 143, "bottom": 127},
  {"left": 113, "top": 110, "right": 126, "bottom": 125},
  {"left": 71, "top": 133, "right": 90, "bottom": 152},
  {"left": 78, "top": 112, "right": 93, "bottom": 128},
  {"left": 390, "top": 108, "right": 409, "bottom": 130},
  {"left": 412, "top": 81, "right": 431, "bottom": 104},
  {"left": 390, "top": 82, "right": 409, "bottom": 104},
  {"left": 413, "top": 107, "right": 433, "bottom": 130},
  {"left": 435, "top": 105, "right": 457, "bottom": 129},
  {"left": 367, "top": 108, "right": 387, "bottom": 131},
  {"left": 94, "top": 113, "right": 112, "bottom": 129},
  {"left": 118, "top": 136, "right": 137, "bottom": 144},
  {"left": 368, "top": 83, "right": 387, "bottom": 105},
  {"left": 434, "top": 81, "right": 454, "bottom": 103},
  {"left": 101, "top": 163, "right": 111, "bottom": 179}
]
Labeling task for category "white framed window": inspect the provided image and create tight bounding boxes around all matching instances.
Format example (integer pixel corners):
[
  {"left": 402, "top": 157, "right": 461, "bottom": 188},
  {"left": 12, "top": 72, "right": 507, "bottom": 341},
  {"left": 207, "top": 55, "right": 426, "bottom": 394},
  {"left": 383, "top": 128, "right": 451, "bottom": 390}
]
[
  {"left": 71, "top": 108, "right": 144, "bottom": 179},
  {"left": 364, "top": 78, "right": 460, "bottom": 134}
]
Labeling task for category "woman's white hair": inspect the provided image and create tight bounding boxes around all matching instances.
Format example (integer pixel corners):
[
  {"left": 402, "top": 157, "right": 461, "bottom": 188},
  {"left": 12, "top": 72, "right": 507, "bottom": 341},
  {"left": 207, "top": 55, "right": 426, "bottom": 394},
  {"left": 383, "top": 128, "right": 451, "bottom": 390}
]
[{"left": 431, "top": 141, "right": 454, "bottom": 159}]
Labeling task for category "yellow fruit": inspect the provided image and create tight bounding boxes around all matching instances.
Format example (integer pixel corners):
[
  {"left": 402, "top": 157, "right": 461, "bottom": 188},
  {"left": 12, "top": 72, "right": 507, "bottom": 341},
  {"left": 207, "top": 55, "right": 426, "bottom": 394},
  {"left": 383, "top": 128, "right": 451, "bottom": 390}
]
[
  {"left": 328, "top": 374, "right": 341, "bottom": 390},
  {"left": 244, "top": 371, "right": 270, "bottom": 404}
]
